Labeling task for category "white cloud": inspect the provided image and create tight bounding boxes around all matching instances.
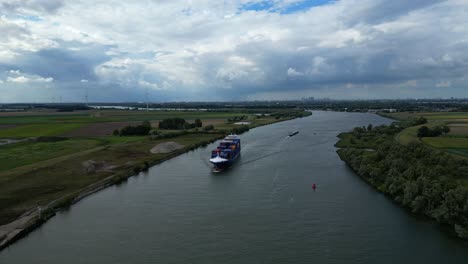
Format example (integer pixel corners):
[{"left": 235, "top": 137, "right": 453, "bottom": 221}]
[
  {"left": 287, "top": 67, "right": 303, "bottom": 77},
  {"left": 7, "top": 76, "right": 30, "bottom": 83},
  {"left": 138, "top": 80, "right": 167, "bottom": 90},
  {"left": 8, "top": 70, "right": 21, "bottom": 75},
  {"left": 436, "top": 81, "right": 451, "bottom": 88},
  {"left": 6, "top": 74, "right": 53, "bottom": 83}
]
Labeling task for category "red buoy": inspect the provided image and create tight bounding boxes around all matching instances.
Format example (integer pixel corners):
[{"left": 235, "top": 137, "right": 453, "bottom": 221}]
[{"left": 312, "top": 183, "right": 317, "bottom": 190}]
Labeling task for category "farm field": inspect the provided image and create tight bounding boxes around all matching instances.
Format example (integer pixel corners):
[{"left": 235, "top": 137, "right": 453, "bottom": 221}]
[
  {"left": 385, "top": 111, "right": 468, "bottom": 157},
  {"left": 0, "top": 110, "right": 246, "bottom": 125},
  {"left": 0, "top": 123, "right": 86, "bottom": 138},
  {"left": 448, "top": 123, "right": 468, "bottom": 135},
  {"left": 0, "top": 139, "right": 101, "bottom": 172},
  {"left": 383, "top": 111, "right": 468, "bottom": 121}
]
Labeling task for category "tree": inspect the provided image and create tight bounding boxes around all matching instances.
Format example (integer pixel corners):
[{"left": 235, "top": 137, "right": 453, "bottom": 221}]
[
  {"left": 204, "top": 124, "right": 214, "bottom": 131},
  {"left": 441, "top": 125, "right": 450, "bottom": 135},
  {"left": 417, "top": 126, "right": 429, "bottom": 138},
  {"left": 183, "top": 122, "right": 196, "bottom": 129},
  {"left": 194, "top": 118, "right": 202, "bottom": 127},
  {"left": 113, "top": 129, "right": 120, "bottom": 136},
  {"left": 367, "top": 124, "right": 373, "bottom": 131},
  {"left": 119, "top": 123, "right": 151, "bottom": 136},
  {"left": 142, "top": 120, "right": 151, "bottom": 128},
  {"left": 159, "top": 118, "right": 186, "bottom": 129}
]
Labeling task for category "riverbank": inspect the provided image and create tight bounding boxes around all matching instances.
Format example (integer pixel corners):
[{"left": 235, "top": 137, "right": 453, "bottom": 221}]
[
  {"left": 335, "top": 120, "right": 468, "bottom": 239},
  {"left": 0, "top": 110, "right": 311, "bottom": 251}
]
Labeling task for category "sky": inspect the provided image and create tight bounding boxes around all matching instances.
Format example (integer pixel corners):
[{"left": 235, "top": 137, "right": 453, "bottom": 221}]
[{"left": 0, "top": 0, "right": 467, "bottom": 102}]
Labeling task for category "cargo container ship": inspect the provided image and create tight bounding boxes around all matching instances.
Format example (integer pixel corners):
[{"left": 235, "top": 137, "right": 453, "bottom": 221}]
[{"left": 209, "top": 134, "right": 241, "bottom": 172}]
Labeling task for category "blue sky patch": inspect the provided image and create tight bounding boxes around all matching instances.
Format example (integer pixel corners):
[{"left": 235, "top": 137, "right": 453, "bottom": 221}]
[
  {"left": 281, "top": 0, "right": 335, "bottom": 14},
  {"left": 15, "top": 15, "right": 43, "bottom": 22},
  {"left": 240, "top": 1, "right": 275, "bottom": 12},
  {"left": 240, "top": 0, "right": 334, "bottom": 14}
]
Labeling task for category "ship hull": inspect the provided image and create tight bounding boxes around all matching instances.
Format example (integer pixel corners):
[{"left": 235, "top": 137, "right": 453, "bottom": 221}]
[{"left": 211, "top": 152, "right": 240, "bottom": 172}]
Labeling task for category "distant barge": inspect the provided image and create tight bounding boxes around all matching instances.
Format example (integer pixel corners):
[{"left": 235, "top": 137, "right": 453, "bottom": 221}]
[{"left": 288, "top": 131, "right": 299, "bottom": 137}]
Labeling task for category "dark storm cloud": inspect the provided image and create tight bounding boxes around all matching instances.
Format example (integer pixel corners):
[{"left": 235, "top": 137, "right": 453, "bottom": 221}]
[
  {"left": 1, "top": 0, "right": 64, "bottom": 14},
  {"left": 12, "top": 43, "right": 112, "bottom": 82},
  {"left": 342, "top": 0, "right": 445, "bottom": 25}
]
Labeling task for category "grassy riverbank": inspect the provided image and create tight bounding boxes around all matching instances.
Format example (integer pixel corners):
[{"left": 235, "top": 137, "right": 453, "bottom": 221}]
[
  {"left": 336, "top": 118, "right": 468, "bottom": 239},
  {"left": 0, "top": 108, "right": 311, "bottom": 249},
  {"left": 380, "top": 112, "right": 468, "bottom": 158}
]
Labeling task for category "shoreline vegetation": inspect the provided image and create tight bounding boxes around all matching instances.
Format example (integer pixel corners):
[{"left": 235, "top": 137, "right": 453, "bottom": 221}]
[
  {"left": 0, "top": 108, "right": 311, "bottom": 250},
  {"left": 336, "top": 115, "right": 468, "bottom": 239}
]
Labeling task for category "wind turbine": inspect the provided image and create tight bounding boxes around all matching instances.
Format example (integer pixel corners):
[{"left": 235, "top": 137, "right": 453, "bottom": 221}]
[
  {"left": 145, "top": 87, "right": 149, "bottom": 112},
  {"left": 81, "top": 79, "right": 89, "bottom": 106}
]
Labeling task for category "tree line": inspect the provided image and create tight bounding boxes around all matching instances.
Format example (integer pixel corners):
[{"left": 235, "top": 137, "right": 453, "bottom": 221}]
[
  {"left": 158, "top": 118, "right": 202, "bottom": 130},
  {"left": 337, "top": 121, "right": 468, "bottom": 239},
  {"left": 114, "top": 121, "right": 152, "bottom": 136},
  {"left": 417, "top": 125, "right": 450, "bottom": 138}
]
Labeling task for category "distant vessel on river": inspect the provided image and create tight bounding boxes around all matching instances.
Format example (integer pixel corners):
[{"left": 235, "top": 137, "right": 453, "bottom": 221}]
[{"left": 288, "top": 131, "right": 299, "bottom": 137}]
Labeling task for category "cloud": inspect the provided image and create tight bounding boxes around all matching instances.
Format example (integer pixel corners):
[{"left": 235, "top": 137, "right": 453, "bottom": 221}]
[
  {"left": 1, "top": 0, "right": 468, "bottom": 102},
  {"left": 6, "top": 75, "right": 53, "bottom": 83},
  {"left": 138, "top": 80, "right": 170, "bottom": 91},
  {"left": 1, "top": 0, "right": 65, "bottom": 14},
  {"left": 287, "top": 67, "right": 303, "bottom": 77},
  {"left": 4, "top": 70, "right": 53, "bottom": 83},
  {"left": 7, "top": 76, "right": 30, "bottom": 83},
  {"left": 8, "top": 70, "right": 21, "bottom": 75},
  {"left": 436, "top": 81, "right": 452, "bottom": 88}
]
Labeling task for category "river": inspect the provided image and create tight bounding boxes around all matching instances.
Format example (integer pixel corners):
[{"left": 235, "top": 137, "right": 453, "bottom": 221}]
[{"left": 1, "top": 111, "right": 467, "bottom": 263}]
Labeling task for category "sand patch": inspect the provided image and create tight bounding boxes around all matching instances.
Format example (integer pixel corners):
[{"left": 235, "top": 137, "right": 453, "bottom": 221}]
[
  {"left": 0, "top": 138, "right": 29, "bottom": 146},
  {"left": 150, "top": 142, "right": 184, "bottom": 154},
  {"left": 82, "top": 160, "right": 116, "bottom": 173}
]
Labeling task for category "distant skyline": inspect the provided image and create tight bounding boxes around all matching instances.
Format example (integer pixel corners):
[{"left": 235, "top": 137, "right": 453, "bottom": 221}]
[{"left": 0, "top": 0, "right": 467, "bottom": 102}]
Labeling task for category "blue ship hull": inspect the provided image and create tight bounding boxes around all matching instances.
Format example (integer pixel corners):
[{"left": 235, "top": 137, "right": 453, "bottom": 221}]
[{"left": 211, "top": 152, "right": 240, "bottom": 172}]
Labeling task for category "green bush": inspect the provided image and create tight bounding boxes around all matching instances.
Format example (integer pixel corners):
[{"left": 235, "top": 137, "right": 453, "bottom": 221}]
[{"left": 204, "top": 124, "right": 214, "bottom": 131}]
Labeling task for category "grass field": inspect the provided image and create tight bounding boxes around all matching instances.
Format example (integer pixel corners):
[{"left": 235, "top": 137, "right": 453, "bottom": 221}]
[
  {"left": 0, "top": 110, "right": 247, "bottom": 125},
  {"left": 0, "top": 123, "right": 86, "bottom": 138},
  {"left": 0, "top": 139, "right": 101, "bottom": 171},
  {"left": 396, "top": 120, "right": 447, "bottom": 146},
  {"left": 448, "top": 123, "right": 468, "bottom": 135},
  {"left": 385, "top": 112, "right": 468, "bottom": 121},
  {"left": 396, "top": 125, "right": 422, "bottom": 145},
  {"left": 387, "top": 111, "right": 468, "bottom": 157},
  {"left": 422, "top": 137, "right": 468, "bottom": 149}
]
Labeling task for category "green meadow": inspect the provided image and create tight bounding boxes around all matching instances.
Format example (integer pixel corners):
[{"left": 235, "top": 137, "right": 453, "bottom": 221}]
[
  {"left": 386, "top": 112, "right": 468, "bottom": 157},
  {"left": 0, "top": 123, "right": 86, "bottom": 138},
  {"left": 0, "top": 139, "right": 101, "bottom": 172}
]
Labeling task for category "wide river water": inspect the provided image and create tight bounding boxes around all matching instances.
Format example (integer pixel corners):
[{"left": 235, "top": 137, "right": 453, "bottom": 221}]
[{"left": 1, "top": 111, "right": 467, "bottom": 263}]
